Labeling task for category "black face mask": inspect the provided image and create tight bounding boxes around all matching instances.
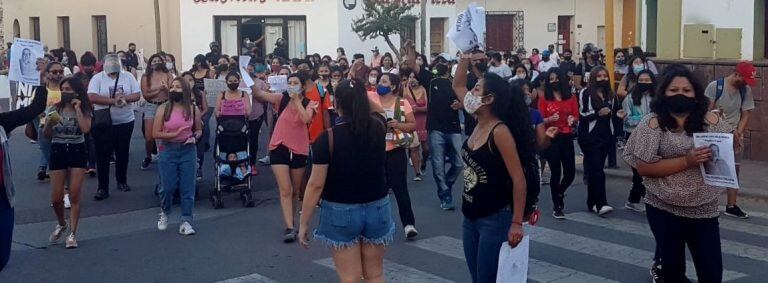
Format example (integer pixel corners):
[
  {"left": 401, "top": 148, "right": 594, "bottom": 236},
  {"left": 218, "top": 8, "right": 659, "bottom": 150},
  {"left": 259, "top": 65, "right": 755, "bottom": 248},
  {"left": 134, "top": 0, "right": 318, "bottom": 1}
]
[
  {"left": 84, "top": 69, "right": 95, "bottom": 75},
  {"left": 474, "top": 61, "right": 489, "bottom": 73},
  {"left": 591, "top": 54, "right": 600, "bottom": 61},
  {"left": 595, "top": 80, "right": 611, "bottom": 90},
  {"left": 563, "top": 56, "right": 572, "bottom": 61},
  {"left": 549, "top": 81, "right": 560, "bottom": 90},
  {"left": 154, "top": 63, "right": 164, "bottom": 70},
  {"left": 169, "top": 91, "right": 183, "bottom": 102},
  {"left": 666, "top": 94, "right": 698, "bottom": 114},
  {"left": 61, "top": 92, "right": 76, "bottom": 104},
  {"left": 227, "top": 83, "right": 240, "bottom": 91},
  {"left": 636, "top": 83, "right": 653, "bottom": 94}
]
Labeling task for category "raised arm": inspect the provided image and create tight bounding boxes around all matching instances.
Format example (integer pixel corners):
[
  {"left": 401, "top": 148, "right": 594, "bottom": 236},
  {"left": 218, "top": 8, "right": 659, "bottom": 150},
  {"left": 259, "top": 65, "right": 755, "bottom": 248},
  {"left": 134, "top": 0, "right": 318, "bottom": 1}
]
[
  {"left": 251, "top": 85, "right": 283, "bottom": 105},
  {"left": 0, "top": 86, "right": 48, "bottom": 132},
  {"left": 453, "top": 54, "right": 471, "bottom": 103}
]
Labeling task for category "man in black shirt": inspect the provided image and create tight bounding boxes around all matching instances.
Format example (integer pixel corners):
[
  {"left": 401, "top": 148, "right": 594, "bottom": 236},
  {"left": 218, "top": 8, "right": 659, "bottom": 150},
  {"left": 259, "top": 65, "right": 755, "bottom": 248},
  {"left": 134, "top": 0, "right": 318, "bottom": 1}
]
[
  {"left": 124, "top": 43, "right": 140, "bottom": 71},
  {"left": 205, "top": 42, "right": 222, "bottom": 67},
  {"left": 427, "top": 63, "right": 464, "bottom": 210},
  {"left": 558, "top": 48, "right": 577, "bottom": 76}
]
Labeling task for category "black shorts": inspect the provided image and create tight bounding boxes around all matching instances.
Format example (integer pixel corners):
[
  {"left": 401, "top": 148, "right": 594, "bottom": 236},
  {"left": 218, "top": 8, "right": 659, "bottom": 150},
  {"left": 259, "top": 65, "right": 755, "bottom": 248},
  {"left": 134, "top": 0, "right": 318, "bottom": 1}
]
[
  {"left": 269, "top": 144, "right": 308, "bottom": 169},
  {"left": 49, "top": 142, "right": 88, "bottom": 171}
]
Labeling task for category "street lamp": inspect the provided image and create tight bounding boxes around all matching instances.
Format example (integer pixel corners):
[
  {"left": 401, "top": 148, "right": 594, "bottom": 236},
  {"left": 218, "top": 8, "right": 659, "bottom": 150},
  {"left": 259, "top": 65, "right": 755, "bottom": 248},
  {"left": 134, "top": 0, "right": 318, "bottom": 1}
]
[{"left": 343, "top": 0, "right": 357, "bottom": 10}]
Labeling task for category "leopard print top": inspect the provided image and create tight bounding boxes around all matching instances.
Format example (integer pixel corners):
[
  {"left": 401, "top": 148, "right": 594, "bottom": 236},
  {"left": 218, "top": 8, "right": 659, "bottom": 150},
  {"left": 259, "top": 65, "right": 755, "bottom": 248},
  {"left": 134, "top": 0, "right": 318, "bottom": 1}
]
[{"left": 623, "top": 113, "right": 734, "bottom": 218}]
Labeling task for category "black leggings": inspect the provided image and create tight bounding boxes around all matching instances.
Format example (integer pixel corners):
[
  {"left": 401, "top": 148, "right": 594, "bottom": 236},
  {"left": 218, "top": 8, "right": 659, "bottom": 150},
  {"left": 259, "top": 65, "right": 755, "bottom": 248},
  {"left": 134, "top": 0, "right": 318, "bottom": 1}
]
[
  {"left": 544, "top": 134, "right": 576, "bottom": 210},
  {"left": 248, "top": 116, "right": 265, "bottom": 165},
  {"left": 92, "top": 121, "right": 134, "bottom": 191},
  {"left": 580, "top": 139, "right": 610, "bottom": 210},
  {"left": 386, "top": 147, "right": 415, "bottom": 227},
  {"left": 625, "top": 132, "right": 646, "bottom": 203}
]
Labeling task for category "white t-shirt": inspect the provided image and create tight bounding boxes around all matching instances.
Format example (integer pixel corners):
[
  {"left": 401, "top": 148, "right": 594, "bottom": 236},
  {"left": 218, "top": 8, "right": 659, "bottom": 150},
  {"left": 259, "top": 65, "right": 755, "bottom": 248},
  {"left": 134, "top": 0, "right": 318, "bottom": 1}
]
[
  {"left": 87, "top": 71, "right": 141, "bottom": 125},
  {"left": 538, "top": 60, "right": 559, "bottom": 73},
  {"left": 488, "top": 64, "right": 512, "bottom": 78}
]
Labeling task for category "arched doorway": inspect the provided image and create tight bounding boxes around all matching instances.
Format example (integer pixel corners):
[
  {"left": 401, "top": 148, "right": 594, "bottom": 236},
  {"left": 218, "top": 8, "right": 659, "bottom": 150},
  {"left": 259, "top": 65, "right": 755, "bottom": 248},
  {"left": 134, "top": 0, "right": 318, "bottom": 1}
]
[{"left": 13, "top": 19, "right": 21, "bottom": 38}]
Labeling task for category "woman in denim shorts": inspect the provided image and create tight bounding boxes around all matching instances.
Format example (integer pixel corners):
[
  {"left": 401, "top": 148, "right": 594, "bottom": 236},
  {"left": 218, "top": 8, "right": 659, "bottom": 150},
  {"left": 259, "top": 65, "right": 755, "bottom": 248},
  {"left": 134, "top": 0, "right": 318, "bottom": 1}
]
[{"left": 299, "top": 78, "right": 394, "bottom": 283}]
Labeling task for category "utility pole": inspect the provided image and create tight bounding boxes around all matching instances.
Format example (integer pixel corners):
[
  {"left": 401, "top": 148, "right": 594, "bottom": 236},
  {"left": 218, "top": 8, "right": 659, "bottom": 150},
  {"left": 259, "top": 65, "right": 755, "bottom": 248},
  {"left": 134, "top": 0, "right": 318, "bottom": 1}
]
[
  {"left": 420, "top": 0, "right": 427, "bottom": 55},
  {"left": 154, "top": 0, "right": 162, "bottom": 53},
  {"left": 605, "top": 0, "right": 615, "bottom": 85}
]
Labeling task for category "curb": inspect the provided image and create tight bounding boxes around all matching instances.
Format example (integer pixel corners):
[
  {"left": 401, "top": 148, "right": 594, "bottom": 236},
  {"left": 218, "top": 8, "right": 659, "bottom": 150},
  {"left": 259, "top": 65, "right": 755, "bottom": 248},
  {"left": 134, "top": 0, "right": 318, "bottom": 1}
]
[{"left": 574, "top": 167, "right": 768, "bottom": 201}]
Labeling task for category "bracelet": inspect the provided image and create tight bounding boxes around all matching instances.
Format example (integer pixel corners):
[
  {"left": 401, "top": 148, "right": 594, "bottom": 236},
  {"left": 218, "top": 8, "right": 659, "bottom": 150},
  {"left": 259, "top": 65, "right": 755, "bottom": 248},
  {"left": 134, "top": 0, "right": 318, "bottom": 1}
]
[{"left": 512, "top": 221, "right": 523, "bottom": 226}]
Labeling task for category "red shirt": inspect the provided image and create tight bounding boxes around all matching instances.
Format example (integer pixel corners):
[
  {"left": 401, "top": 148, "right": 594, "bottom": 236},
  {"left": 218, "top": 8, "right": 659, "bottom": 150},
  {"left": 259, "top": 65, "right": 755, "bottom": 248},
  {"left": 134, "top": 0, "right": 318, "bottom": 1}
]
[
  {"left": 538, "top": 95, "right": 579, "bottom": 135},
  {"left": 305, "top": 86, "right": 332, "bottom": 143}
]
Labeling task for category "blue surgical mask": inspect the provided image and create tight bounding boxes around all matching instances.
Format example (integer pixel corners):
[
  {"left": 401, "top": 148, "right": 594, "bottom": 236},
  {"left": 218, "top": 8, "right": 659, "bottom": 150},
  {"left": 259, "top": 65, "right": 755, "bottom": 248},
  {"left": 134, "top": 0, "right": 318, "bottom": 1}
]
[
  {"left": 376, "top": 85, "right": 392, "bottom": 96},
  {"left": 633, "top": 64, "right": 645, "bottom": 74}
]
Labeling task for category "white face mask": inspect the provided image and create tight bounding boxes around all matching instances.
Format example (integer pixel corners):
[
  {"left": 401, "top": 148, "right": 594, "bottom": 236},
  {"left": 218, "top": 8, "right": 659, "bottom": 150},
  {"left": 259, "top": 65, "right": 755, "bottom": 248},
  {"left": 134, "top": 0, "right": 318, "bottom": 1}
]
[
  {"left": 287, "top": 85, "right": 302, "bottom": 96},
  {"left": 165, "top": 62, "right": 174, "bottom": 70},
  {"left": 369, "top": 76, "right": 377, "bottom": 85},
  {"left": 464, "top": 91, "right": 486, "bottom": 115}
]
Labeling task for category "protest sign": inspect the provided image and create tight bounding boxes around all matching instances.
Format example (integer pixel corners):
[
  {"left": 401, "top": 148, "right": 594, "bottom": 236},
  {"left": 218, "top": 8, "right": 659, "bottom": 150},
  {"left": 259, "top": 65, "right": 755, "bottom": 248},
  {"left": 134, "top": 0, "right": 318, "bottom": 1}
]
[
  {"left": 268, "top": 75, "right": 288, "bottom": 93},
  {"left": 446, "top": 3, "right": 486, "bottom": 52},
  {"left": 693, "top": 133, "right": 739, "bottom": 189},
  {"left": 204, "top": 78, "right": 227, "bottom": 100},
  {"left": 239, "top": 56, "right": 255, "bottom": 88},
  {"left": 8, "top": 38, "right": 44, "bottom": 86}
]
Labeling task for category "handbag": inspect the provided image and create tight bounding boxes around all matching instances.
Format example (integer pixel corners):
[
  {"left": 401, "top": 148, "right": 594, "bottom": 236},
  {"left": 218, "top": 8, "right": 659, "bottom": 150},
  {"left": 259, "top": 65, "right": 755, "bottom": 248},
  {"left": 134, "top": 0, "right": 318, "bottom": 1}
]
[
  {"left": 92, "top": 72, "right": 120, "bottom": 129},
  {"left": 24, "top": 122, "right": 37, "bottom": 141},
  {"left": 391, "top": 98, "right": 413, "bottom": 148}
]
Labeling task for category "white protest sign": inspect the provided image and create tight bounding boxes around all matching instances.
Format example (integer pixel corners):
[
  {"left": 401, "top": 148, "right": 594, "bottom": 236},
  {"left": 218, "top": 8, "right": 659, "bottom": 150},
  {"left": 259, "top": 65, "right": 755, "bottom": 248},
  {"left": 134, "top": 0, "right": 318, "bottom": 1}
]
[
  {"left": 447, "top": 3, "right": 486, "bottom": 52},
  {"left": 204, "top": 78, "right": 227, "bottom": 99},
  {"left": 239, "top": 56, "right": 255, "bottom": 88},
  {"left": 693, "top": 133, "right": 739, "bottom": 189},
  {"left": 8, "top": 38, "right": 44, "bottom": 86},
  {"left": 268, "top": 75, "right": 288, "bottom": 93},
  {"left": 468, "top": 3, "right": 487, "bottom": 51}
]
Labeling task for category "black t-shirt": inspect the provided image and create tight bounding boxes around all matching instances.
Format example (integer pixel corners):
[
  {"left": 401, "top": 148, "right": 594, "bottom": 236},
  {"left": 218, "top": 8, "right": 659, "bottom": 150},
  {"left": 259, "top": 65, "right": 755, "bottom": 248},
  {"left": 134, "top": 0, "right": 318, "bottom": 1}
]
[
  {"left": 416, "top": 67, "right": 433, "bottom": 89},
  {"left": 205, "top": 52, "right": 221, "bottom": 66},
  {"left": 426, "top": 77, "right": 461, "bottom": 133},
  {"left": 463, "top": 73, "right": 479, "bottom": 135},
  {"left": 312, "top": 116, "right": 388, "bottom": 204}
]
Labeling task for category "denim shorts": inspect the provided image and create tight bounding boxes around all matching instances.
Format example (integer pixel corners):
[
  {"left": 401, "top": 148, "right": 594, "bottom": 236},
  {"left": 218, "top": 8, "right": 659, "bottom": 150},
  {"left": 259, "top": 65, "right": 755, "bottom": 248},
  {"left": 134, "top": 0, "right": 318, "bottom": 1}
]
[{"left": 314, "top": 196, "right": 395, "bottom": 249}]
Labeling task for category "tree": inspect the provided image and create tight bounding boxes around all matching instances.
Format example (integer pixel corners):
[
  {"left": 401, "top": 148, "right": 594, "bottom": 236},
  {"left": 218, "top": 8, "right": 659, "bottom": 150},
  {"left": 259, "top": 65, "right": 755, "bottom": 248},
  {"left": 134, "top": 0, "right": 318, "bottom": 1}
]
[{"left": 351, "top": 0, "right": 418, "bottom": 61}]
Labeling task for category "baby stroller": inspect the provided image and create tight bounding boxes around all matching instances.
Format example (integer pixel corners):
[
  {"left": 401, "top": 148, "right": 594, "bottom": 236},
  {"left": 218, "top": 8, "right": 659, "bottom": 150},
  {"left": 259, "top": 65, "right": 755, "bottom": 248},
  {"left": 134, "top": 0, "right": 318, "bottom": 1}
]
[{"left": 211, "top": 116, "right": 255, "bottom": 209}]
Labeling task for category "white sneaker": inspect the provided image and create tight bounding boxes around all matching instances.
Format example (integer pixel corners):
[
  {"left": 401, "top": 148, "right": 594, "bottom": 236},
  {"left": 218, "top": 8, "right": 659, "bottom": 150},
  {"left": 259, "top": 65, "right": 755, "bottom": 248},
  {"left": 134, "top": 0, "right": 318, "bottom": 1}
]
[
  {"left": 179, "top": 222, "right": 196, "bottom": 235},
  {"left": 157, "top": 212, "right": 168, "bottom": 231},
  {"left": 624, "top": 202, "right": 644, "bottom": 212},
  {"left": 65, "top": 233, "right": 78, "bottom": 249},
  {"left": 49, "top": 223, "right": 68, "bottom": 243},
  {"left": 63, "top": 193, "right": 71, "bottom": 209},
  {"left": 598, "top": 205, "right": 614, "bottom": 216},
  {"left": 404, "top": 225, "right": 418, "bottom": 239}
]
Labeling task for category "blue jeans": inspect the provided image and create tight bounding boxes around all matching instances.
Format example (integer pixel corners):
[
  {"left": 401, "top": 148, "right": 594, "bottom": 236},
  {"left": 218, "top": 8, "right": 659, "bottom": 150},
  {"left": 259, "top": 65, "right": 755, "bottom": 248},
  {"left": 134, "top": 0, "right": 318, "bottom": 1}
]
[
  {"left": 428, "top": 131, "right": 463, "bottom": 204},
  {"left": 0, "top": 189, "right": 13, "bottom": 272},
  {"left": 33, "top": 118, "right": 51, "bottom": 169},
  {"left": 158, "top": 142, "right": 197, "bottom": 224},
  {"left": 463, "top": 207, "right": 512, "bottom": 283}
]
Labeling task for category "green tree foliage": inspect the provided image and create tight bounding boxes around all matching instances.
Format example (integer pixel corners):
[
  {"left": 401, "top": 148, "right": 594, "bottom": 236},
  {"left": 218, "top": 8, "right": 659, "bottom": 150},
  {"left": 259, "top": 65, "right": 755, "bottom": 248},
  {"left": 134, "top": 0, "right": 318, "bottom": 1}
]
[{"left": 351, "top": 0, "right": 418, "bottom": 61}]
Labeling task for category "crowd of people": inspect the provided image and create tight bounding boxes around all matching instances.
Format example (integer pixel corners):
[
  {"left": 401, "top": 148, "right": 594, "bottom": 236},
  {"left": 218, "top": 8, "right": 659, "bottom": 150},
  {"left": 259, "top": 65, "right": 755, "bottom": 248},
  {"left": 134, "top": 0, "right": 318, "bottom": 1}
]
[{"left": 0, "top": 37, "right": 758, "bottom": 283}]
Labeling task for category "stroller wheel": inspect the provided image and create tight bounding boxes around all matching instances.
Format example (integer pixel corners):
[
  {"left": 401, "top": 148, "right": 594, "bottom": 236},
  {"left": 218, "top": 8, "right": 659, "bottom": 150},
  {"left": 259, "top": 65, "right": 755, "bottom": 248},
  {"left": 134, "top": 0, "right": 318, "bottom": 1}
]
[
  {"left": 211, "top": 194, "right": 223, "bottom": 209},
  {"left": 242, "top": 191, "right": 255, "bottom": 208}
]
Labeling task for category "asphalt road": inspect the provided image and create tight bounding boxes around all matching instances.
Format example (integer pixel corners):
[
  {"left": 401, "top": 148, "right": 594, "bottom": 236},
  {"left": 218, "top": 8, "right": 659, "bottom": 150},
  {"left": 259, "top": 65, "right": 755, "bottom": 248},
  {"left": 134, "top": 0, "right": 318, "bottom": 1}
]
[{"left": 1, "top": 114, "right": 767, "bottom": 282}]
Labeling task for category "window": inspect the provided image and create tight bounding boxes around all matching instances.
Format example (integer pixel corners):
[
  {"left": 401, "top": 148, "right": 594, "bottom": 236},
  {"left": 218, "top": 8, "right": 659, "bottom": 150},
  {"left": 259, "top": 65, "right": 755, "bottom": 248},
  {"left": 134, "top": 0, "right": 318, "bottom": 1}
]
[
  {"left": 13, "top": 19, "right": 20, "bottom": 38},
  {"left": 92, "top": 16, "right": 108, "bottom": 60},
  {"left": 214, "top": 16, "right": 306, "bottom": 60},
  {"left": 58, "top": 17, "right": 71, "bottom": 50},
  {"left": 430, "top": 18, "right": 446, "bottom": 53},
  {"left": 29, "top": 17, "right": 40, "bottom": 41}
]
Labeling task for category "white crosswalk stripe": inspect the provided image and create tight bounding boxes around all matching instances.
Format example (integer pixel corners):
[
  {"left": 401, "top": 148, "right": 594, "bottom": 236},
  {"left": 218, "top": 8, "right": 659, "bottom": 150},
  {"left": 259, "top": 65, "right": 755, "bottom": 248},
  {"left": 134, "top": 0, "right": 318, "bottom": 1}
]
[
  {"left": 718, "top": 217, "right": 768, "bottom": 238},
  {"left": 567, "top": 212, "right": 768, "bottom": 263},
  {"left": 532, "top": 226, "right": 747, "bottom": 281},
  {"left": 215, "top": 272, "right": 278, "bottom": 283},
  {"left": 407, "top": 235, "right": 620, "bottom": 283},
  {"left": 314, "top": 257, "right": 454, "bottom": 283}
]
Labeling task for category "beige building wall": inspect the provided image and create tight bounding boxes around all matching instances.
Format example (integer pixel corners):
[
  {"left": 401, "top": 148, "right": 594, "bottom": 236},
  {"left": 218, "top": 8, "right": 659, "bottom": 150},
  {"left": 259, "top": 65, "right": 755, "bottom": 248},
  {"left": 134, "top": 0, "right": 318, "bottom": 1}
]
[{"left": 3, "top": 0, "right": 162, "bottom": 59}]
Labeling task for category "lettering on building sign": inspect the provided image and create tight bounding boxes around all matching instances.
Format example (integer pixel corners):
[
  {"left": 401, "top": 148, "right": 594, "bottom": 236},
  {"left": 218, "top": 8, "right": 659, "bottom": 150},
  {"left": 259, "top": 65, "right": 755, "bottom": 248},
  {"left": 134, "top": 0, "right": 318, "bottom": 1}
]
[
  {"left": 369, "top": 0, "right": 456, "bottom": 4},
  {"left": 193, "top": 0, "right": 316, "bottom": 4}
]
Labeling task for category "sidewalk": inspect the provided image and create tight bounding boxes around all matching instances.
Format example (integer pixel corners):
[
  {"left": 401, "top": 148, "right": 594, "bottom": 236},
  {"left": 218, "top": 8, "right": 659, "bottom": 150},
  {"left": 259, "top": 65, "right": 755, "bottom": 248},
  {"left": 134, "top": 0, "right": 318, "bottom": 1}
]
[{"left": 573, "top": 152, "right": 768, "bottom": 200}]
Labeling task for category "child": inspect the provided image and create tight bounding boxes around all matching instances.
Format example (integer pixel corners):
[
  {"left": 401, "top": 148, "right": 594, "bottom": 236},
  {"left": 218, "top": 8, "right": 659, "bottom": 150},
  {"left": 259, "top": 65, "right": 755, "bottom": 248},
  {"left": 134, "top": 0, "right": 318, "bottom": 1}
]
[{"left": 220, "top": 152, "right": 250, "bottom": 180}]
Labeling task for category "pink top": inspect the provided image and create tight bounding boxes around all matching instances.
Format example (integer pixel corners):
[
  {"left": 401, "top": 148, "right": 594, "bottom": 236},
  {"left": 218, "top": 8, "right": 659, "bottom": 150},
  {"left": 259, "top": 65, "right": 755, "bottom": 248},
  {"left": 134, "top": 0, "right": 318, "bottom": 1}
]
[
  {"left": 367, "top": 92, "right": 414, "bottom": 151},
  {"left": 220, "top": 92, "right": 247, "bottom": 116},
  {"left": 405, "top": 88, "right": 428, "bottom": 141},
  {"left": 162, "top": 108, "right": 194, "bottom": 144},
  {"left": 268, "top": 101, "right": 313, "bottom": 155}
]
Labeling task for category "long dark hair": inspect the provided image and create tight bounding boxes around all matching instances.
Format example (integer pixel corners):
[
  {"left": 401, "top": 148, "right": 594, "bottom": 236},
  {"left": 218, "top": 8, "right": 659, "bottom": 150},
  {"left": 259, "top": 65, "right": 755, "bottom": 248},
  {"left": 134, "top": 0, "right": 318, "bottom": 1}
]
[
  {"left": 144, "top": 53, "right": 169, "bottom": 88},
  {"left": 163, "top": 77, "right": 194, "bottom": 122},
  {"left": 650, "top": 64, "right": 709, "bottom": 136},
  {"left": 484, "top": 73, "right": 536, "bottom": 171},
  {"left": 192, "top": 54, "right": 209, "bottom": 70},
  {"left": 631, "top": 69, "right": 656, "bottom": 106},
  {"left": 584, "top": 66, "right": 614, "bottom": 109},
  {"left": 180, "top": 71, "right": 205, "bottom": 108},
  {"left": 543, "top": 68, "right": 572, "bottom": 101},
  {"left": 334, "top": 78, "right": 379, "bottom": 144},
  {"left": 624, "top": 55, "right": 647, "bottom": 84},
  {"left": 56, "top": 77, "right": 93, "bottom": 115}
]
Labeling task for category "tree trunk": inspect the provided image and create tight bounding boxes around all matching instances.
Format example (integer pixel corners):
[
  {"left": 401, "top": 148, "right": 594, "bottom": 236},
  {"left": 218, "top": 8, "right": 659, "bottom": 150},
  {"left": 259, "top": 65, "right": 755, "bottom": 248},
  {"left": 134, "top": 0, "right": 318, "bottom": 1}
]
[{"left": 383, "top": 35, "right": 401, "bottom": 63}]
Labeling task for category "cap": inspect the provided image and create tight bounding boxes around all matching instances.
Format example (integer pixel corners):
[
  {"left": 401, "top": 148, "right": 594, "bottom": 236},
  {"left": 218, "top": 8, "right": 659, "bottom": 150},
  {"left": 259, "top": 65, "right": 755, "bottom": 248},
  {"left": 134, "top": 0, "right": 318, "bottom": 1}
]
[
  {"left": 210, "top": 42, "right": 220, "bottom": 48},
  {"left": 542, "top": 50, "right": 552, "bottom": 57},
  {"left": 371, "top": 46, "right": 379, "bottom": 53},
  {"left": 735, "top": 61, "right": 757, "bottom": 86},
  {"left": 435, "top": 52, "right": 453, "bottom": 62},
  {"left": 516, "top": 47, "right": 527, "bottom": 54}
]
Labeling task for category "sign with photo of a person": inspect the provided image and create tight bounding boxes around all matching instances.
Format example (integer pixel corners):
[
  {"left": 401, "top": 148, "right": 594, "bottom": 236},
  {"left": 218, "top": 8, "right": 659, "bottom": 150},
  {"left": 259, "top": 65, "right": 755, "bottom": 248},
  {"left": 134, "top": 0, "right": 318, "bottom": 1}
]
[
  {"left": 8, "top": 38, "right": 44, "bottom": 86},
  {"left": 693, "top": 133, "right": 740, "bottom": 189}
]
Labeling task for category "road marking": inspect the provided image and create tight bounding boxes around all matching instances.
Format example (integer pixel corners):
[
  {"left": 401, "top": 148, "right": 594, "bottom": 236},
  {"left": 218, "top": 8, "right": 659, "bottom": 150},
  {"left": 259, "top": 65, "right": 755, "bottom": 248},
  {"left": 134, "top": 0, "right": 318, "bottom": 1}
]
[
  {"left": 215, "top": 272, "right": 278, "bottom": 283},
  {"left": 532, "top": 226, "right": 747, "bottom": 281},
  {"left": 567, "top": 212, "right": 768, "bottom": 263},
  {"left": 407, "top": 236, "right": 619, "bottom": 283},
  {"left": 719, "top": 218, "right": 768, "bottom": 238},
  {"left": 314, "top": 257, "right": 454, "bottom": 283}
]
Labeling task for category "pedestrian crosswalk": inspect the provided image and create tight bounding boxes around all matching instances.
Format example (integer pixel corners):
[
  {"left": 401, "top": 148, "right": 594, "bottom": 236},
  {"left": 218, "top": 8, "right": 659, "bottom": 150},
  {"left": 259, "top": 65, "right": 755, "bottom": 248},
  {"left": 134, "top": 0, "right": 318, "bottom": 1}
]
[{"left": 215, "top": 210, "right": 766, "bottom": 282}]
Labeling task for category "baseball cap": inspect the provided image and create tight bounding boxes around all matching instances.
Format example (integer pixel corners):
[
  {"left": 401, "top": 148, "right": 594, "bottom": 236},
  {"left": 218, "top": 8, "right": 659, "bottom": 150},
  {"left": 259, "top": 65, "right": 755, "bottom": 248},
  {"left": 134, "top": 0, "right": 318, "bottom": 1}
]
[
  {"left": 542, "top": 50, "right": 552, "bottom": 57},
  {"left": 735, "top": 61, "right": 756, "bottom": 86}
]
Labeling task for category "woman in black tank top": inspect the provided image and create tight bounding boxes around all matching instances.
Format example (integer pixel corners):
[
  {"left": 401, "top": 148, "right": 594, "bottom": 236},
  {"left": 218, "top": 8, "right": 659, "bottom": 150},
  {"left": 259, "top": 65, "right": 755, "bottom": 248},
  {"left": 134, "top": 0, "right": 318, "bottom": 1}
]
[{"left": 453, "top": 52, "right": 536, "bottom": 283}]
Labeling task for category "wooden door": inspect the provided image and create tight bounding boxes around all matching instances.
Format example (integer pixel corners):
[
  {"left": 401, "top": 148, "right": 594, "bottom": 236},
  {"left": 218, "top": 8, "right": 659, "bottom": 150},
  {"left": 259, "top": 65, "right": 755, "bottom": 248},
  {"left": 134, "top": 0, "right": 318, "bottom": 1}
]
[
  {"left": 430, "top": 18, "right": 445, "bottom": 53},
  {"left": 558, "top": 16, "right": 572, "bottom": 51},
  {"left": 486, "top": 15, "right": 515, "bottom": 52}
]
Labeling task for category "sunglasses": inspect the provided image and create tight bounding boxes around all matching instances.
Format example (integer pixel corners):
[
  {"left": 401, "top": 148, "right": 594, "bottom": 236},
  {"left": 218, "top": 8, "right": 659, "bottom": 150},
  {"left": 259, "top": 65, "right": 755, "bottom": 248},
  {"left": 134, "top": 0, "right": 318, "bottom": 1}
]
[{"left": 49, "top": 70, "right": 64, "bottom": 75}]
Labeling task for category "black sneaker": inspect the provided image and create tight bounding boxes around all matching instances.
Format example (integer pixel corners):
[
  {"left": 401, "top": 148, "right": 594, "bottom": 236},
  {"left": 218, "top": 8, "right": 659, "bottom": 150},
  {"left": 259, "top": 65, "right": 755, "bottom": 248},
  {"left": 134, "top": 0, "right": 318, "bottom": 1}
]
[
  {"left": 724, "top": 205, "right": 749, "bottom": 219},
  {"left": 37, "top": 167, "right": 48, "bottom": 181},
  {"left": 117, "top": 183, "right": 131, "bottom": 192},
  {"left": 140, "top": 158, "right": 151, "bottom": 171},
  {"left": 283, "top": 228, "right": 297, "bottom": 243},
  {"left": 93, "top": 189, "right": 110, "bottom": 201},
  {"left": 650, "top": 260, "right": 664, "bottom": 283},
  {"left": 553, "top": 209, "right": 566, "bottom": 219}
]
